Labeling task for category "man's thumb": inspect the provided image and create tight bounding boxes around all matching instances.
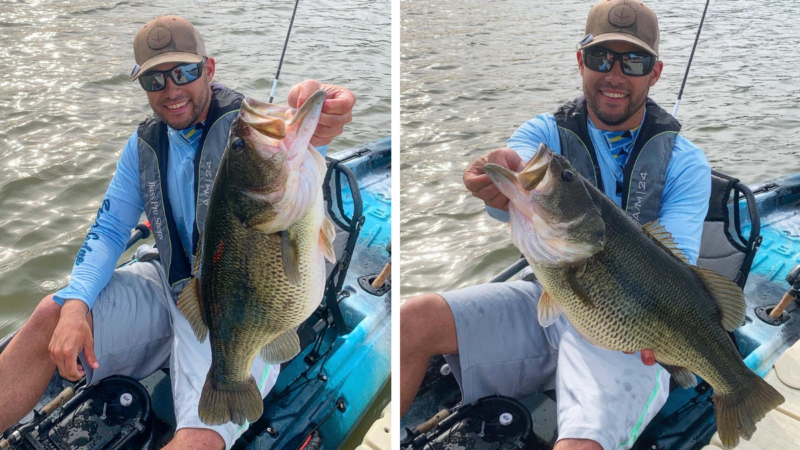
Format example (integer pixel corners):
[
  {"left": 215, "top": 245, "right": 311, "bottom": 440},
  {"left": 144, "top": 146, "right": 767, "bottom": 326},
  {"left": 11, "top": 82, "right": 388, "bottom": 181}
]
[{"left": 84, "top": 334, "right": 99, "bottom": 369}]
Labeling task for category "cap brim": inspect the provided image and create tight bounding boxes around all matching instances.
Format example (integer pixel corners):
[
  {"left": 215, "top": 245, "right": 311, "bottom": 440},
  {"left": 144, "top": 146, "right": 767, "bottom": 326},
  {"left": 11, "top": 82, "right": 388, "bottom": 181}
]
[
  {"left": 130, "top": 51, "right": 204, "bottom": 81},
  {"left": 579, "top": 33, "right": 658, "bottom": 57}
]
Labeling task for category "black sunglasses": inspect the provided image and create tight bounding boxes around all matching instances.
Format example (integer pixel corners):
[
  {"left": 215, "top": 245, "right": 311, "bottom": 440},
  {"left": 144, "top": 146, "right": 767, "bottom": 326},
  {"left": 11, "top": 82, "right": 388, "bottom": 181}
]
[
  {"left": 582, "top": 47, "right": 657, "bottom": 77},
  {"left": 137, "top": 60, "right": 206, "bottom": 92}
]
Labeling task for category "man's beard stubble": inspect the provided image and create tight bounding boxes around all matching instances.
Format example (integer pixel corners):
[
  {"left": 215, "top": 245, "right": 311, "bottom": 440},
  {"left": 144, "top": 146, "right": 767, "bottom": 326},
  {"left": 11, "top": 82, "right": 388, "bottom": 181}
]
[
  {"left": 154, "top": 83, "right": 211, "bottom": 131},
  {"left": 584, "top": 77, "right": 650, "bottom": 127}
]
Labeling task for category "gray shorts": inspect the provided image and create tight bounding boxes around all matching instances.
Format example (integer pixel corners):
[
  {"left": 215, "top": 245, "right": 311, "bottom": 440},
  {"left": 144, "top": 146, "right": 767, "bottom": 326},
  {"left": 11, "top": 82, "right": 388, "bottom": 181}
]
[
  {"left": 441, "top": 280, "right": 670, "bottom": 450},
  {"left": 78, "top": 245, "right": 279, "bottom": 449}
]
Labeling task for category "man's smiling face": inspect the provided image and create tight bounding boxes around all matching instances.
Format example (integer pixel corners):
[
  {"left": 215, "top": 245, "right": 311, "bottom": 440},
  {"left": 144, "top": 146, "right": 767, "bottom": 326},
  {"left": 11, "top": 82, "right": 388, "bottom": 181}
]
[
  {"left": 145, "top": 58, "right": 215, "bottom": 130},
  {"left": 577, "top": 41, "right": 663, "bottom": 131}
]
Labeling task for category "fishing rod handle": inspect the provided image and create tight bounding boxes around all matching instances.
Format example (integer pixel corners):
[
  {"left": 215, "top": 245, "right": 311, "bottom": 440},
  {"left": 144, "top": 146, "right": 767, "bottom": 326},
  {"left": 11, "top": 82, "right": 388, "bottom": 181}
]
[{"left": 41, "top": 386, "right": 75, "bottom": 415}]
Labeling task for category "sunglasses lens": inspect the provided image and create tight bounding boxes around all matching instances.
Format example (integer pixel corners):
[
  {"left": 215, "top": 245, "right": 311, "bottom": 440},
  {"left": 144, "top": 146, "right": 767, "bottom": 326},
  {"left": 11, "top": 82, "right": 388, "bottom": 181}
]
[
  {"left": 584, "top": 48, "right": 614, "bottom": 72},
  {"left": 140, "top": 72, "right": 166, "bottom": 92},
  {"left": 171, "top": 63, "right": 201, "bottom": 85},
  {"left": 621, "top": 53, "right": 653, "bottom": 76}
]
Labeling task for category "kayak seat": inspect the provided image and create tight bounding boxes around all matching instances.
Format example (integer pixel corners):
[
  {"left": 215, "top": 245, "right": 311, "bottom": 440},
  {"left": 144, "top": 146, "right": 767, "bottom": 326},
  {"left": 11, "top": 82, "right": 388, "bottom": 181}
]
[{"left": 696, "top": 170, "right": 761, "bottom": 289}]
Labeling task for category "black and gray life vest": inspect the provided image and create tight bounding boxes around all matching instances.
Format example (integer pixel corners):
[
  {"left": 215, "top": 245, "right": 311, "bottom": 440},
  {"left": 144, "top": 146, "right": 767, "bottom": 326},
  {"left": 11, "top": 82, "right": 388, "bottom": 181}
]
[
  {"left": 137, "top": 84, "right": 243, "bottom": 296},
  {"left": 554, "top": 97, "right": 681, "bottom": 224}
]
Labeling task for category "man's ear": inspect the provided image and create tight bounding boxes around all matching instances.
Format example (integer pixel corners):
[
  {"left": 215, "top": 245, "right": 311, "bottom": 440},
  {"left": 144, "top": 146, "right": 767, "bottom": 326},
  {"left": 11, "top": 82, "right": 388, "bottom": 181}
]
[
  {"left": 649, "top": 60, "right": 663, "bottom": 87},
  {"left": 576, "top": 50, "right": 584, "bottom": 76},
  {"left": 204, "top": 57, "right": 216, "bottom": 83}
]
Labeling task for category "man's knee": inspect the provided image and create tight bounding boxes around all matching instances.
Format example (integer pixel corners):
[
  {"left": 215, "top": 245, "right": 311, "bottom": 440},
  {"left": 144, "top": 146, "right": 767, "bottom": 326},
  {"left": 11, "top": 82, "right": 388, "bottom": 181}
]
[
  {"left": 25, "top": 295, "right": 62, "bottom": 339},
  {"left": 554, "top": 438, "right": 604, "bottom": 450},
  {"left": 401, "top": 293, "right": 457, "bottom": 356},
  {"left": 171, "top": 428, "right": 225, "bottom": 450}
]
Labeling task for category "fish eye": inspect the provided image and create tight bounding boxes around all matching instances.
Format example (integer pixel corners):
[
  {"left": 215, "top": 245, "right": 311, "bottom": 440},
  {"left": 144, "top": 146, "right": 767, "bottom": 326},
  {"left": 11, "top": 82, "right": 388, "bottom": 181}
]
[
  {"left": 561, "top": 170, "right": 574, "bottom": 182},
  {"left": 232, "top": 138, "right": 244, "bottom": 153}
]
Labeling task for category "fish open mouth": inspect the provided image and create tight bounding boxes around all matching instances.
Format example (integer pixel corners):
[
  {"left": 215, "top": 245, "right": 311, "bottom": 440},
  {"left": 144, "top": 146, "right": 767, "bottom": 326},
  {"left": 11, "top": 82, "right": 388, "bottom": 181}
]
[
  {"left": 518, "top": 143, "right": 554, "bottom": 191},
  {"left": 239, "top": 90, "right": 326, "bottom": 144},
  {"left": 483, "top": 143, "right": 554, "bottom": 194}
]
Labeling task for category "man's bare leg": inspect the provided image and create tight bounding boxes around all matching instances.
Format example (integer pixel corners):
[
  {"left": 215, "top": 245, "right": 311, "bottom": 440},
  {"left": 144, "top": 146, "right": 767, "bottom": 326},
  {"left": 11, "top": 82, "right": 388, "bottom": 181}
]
[
  {"left": 163, "top": 428, "right": 225, "bottom": 450},
  {"left": 0, "top": 295, "right": 92, "bottom": 432},
  {"left": 400, "top": 293, "right": 458, "bottom": 417}
]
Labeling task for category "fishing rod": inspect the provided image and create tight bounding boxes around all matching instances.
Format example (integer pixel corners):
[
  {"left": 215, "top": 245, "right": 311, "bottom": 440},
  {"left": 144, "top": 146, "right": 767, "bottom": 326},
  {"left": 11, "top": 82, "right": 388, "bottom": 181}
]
[
  {"left": 672, "top": 0, "right": 712, "bottom": 118},
  {"left": 269, "top": 0, "right": 301, "bottom": 103}
]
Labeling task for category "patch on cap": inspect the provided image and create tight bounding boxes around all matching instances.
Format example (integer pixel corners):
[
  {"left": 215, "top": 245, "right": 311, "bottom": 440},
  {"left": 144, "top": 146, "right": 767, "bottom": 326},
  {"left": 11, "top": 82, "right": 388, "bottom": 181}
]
[
  {"left": 608, "top": 3, "right": 636, "bottom": 28},
  {"left": 147, "top": 26, "right": 172, "bottom": 50}
]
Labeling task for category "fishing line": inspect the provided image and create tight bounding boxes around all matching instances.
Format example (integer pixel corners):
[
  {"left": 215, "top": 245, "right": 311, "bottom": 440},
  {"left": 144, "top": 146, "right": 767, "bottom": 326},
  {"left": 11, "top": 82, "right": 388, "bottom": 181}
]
[
  {"left": 269, "top": 0, "right": 301, "bottom": 103},
  {"left": 672, "top": 0, "right": 712, "bottom": 118}
]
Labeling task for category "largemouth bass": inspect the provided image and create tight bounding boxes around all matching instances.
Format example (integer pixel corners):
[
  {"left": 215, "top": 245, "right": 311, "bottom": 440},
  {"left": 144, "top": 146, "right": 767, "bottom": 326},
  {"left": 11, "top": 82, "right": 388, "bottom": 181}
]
[
  {"left": 484, "top": 143, "right": 783, "bottom": 448},
  {"left": 178, "top": 90, "right": 336, "bottom": 426}
]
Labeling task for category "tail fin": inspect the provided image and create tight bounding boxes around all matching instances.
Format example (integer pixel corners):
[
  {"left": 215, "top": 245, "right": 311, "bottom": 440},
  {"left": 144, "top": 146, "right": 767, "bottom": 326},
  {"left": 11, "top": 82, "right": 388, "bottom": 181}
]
[
  {"left": 198, "top": 374, "right": 263, "bottom": 426},
  {"left": 714, "top": 374, "right": 784, "bottom": 448}
]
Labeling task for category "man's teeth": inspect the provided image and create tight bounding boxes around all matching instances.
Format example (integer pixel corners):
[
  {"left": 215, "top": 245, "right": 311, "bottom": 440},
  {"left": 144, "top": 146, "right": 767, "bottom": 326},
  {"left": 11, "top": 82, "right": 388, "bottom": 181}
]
[
  {"left": 166, "top": 101, "right": 188, "bottom": 110},
  {"left": 602, "top": 91, "right": 626, "bottom": 99}
]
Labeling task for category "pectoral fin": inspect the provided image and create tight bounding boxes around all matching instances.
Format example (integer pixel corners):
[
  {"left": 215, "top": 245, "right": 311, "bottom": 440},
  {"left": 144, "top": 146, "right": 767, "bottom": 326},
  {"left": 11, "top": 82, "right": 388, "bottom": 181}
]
[
  {"left": 320, "top": 216, "right": 336, "bottom": 263},
  {"left": 259, "top": 329, "right": 301, "bottom": 364},
  {"left": 281, "top": 231, "right": 302, "bottom": 285},
  {"left": 566, "top": 266, "right": 593, "bottom": 308},
  {"left": 537, "top": 290, "right": 563, "bottom": 327},
  {"left": 177, "top": 277, "right": 208, "bottom": 342}
]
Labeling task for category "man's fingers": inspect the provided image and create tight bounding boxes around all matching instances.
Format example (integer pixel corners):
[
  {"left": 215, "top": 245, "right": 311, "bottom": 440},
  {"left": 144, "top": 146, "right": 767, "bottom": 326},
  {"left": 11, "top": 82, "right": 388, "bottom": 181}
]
[
  {"left": 641, "top": 349, "right": 656, "bottom": 366},
  {"left": 486, "top": 192, "right": 510, "bottom": 211},
  {"left": 320, "top": 88, "right": 356, "bottom": 115},
  {"left": 487, "top": 148, "right": 524, "bottom": 170},
  {"left": 472, "top": 182, "right": 501, "bottom": 202},
  {"left": 318, "top": 111, "right": 353, "bottom": 131},
  {"left": 287, "top": 79, "right": 323, "bottom": 109},
  {"left": 463, "top": 172, "right": 493, "bottom": 193},
  {"left": 622, "top": 349, "right": 657, "bottom": 366},
  {"left": 84, "top": 334, "right": 99, "bottom": 370}
]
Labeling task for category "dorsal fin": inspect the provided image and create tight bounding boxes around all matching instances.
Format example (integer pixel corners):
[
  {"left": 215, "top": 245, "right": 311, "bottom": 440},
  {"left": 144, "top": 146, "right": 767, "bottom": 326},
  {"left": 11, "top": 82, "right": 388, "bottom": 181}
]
[
  {"left": 691, "top": 266, "right": 746, "bottom": 331},
  {"left": 643, "top": 221, "right": 691, "bottom": 265}
]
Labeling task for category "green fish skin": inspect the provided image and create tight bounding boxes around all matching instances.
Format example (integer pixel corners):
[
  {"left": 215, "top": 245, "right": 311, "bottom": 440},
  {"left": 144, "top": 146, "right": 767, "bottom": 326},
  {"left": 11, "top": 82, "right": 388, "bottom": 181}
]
[
  {"left": 485, "top": 143, "right": 784, "bottom": 449},
  {"left": 178, "top": 91, "right": 336, "bottom": 426}
]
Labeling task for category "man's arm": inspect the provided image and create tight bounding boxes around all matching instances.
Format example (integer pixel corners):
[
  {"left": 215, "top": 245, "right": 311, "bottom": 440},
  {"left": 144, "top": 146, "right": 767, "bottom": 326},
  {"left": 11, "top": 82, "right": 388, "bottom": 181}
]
[
  {"left": 657, "top": 135, "right": 712, "bottom": 266},
  {"left": 49, "top": 133, "right": 145, "bottom": 380},
  {"left": 54, "top": 132, "right": 146, "bottom": 310}
]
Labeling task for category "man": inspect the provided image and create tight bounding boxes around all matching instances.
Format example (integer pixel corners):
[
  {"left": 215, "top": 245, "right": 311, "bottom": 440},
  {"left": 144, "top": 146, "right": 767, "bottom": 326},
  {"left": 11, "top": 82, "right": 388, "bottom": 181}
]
[
  {"left": 0, "top": 15, "right": 355, "bottom": 449},
  {"left": 401, "top": 1, "right": 711, "bottom": 449}
]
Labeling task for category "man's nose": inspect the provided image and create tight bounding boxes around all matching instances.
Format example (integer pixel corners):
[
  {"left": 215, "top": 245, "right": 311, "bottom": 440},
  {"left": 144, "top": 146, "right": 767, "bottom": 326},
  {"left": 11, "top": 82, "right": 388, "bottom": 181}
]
[
  {"left": 163, "top": 76, "right": 182, "bottom": 96},
  {"left": 604, "top": 59, "right": 628, "bottom": 84}
]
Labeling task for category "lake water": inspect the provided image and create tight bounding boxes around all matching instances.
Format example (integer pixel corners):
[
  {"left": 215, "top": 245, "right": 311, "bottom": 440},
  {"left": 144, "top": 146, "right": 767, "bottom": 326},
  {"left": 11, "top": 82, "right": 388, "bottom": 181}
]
[
  {"left": 0, "top": 0, "right": 390, "bottom": 335},
  {"left": 400, "top": 0, "right": 800, "bottom": 299}
]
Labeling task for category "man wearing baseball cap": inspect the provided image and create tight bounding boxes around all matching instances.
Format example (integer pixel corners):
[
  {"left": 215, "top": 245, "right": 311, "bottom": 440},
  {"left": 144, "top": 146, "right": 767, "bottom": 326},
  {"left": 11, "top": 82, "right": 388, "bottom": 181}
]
[
  {"left": 402, "top": 1, "right": 711, "bottom": 449},
  {"left": 0, "top": 15, "right": 355, "bottom": 449}
]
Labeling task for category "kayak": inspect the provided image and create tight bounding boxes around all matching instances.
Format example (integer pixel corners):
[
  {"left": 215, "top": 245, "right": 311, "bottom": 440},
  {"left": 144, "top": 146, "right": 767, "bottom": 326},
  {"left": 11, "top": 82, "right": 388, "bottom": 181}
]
[
  {"left": 0, "top": 137, "right": 392, "bottom": 450},
  {"left": 401, "top": 170, "right": 800, "bottom": 450}
]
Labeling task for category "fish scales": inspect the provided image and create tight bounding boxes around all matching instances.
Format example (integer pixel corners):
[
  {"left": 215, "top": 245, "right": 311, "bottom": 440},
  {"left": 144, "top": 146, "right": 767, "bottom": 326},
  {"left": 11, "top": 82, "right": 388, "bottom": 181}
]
[
  {"left": 484, "top": 143, "right": 784, "bottom": 448},
  {"left": 177, "top": 90, "right": 333, "bottom": 426},
  {"left": 532, "top": 185, "right": 752, "bottom": 395}
]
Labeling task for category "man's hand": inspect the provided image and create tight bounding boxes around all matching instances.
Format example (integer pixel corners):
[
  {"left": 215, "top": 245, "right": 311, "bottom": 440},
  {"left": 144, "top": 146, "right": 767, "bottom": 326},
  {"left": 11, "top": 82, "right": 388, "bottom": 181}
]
[
  {"left": 624, "top": 349, "right": 656, "bottom": 366},
  {"left": 49, "top": 299, "right": 98, "bottom": 381},
  {"left": 463, "top": 148, "right": 524, "bottom": 211},
  {"left": 288, "top": 80, "right": 356, "bottom": 147}
]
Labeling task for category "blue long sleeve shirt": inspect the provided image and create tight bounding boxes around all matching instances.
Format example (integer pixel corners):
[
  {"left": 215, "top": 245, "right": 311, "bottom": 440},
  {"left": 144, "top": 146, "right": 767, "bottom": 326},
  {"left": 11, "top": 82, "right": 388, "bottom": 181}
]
[
  {"left": 488, "top": 111, "right": 711, "bottom": 265},
  {"left": 54, "top": 124, "right": 327, "bottom": 310}
]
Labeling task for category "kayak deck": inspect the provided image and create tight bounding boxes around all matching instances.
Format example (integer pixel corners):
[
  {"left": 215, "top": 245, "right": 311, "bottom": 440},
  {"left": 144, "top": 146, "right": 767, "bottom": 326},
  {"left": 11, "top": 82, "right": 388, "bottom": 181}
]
[{"left": 3, "top": 138, "right": 392, "bottom": 450}]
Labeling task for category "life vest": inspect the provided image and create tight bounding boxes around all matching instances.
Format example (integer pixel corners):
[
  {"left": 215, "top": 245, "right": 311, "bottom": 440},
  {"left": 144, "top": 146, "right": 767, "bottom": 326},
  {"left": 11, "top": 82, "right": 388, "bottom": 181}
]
[
  {"left": 554, "top": 97, "right": 681, "bottom": 224},
  {"left": 137, "top": 84, "right": 243, "bottom": 296}
]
